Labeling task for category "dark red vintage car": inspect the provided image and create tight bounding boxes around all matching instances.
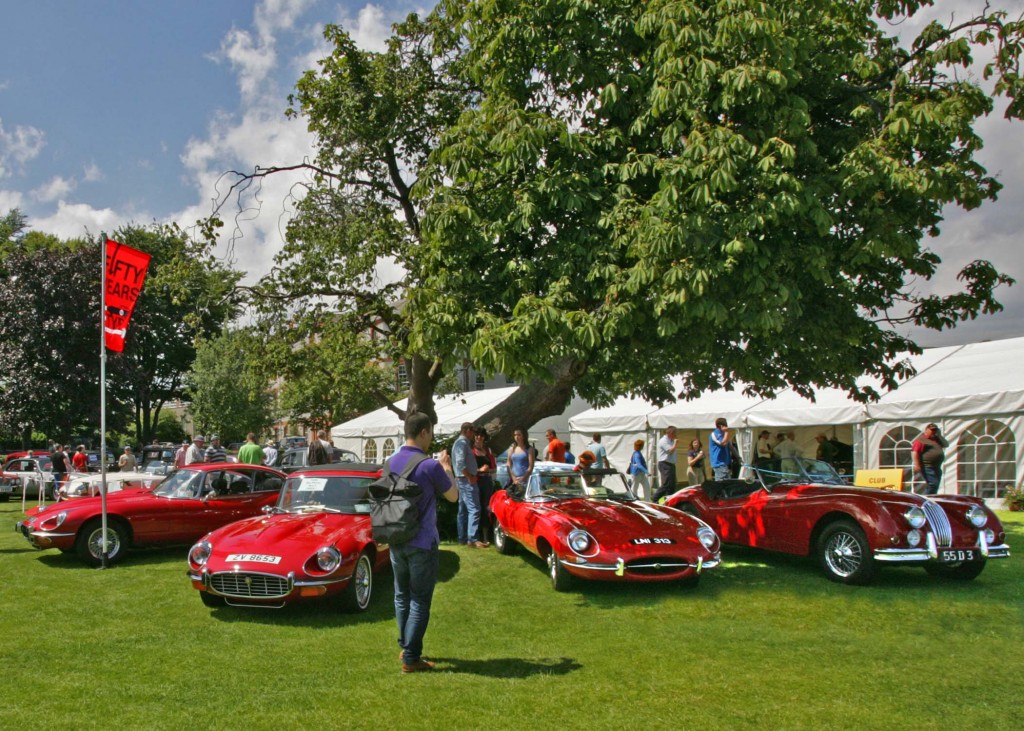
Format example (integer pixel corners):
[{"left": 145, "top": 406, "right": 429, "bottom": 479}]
[
  {"left": 665, "top": 457, "right": 1011, "bottom": 584},
  {"left": 490, "top": 461, "right": 721, "bottom": 591},
  {"left": 188, "top": 463, "right": 386, "bottom": 611},
  {"left": 15, "top": 463, "right": 285, "bottom": 566}
]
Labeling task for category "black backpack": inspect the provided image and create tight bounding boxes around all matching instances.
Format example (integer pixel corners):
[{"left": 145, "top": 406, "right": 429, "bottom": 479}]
[{"left": 368, "top": 453, "right": 427, "bottom": 545}]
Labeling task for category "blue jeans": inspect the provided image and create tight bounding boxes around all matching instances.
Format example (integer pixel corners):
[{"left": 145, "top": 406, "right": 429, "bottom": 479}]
[
  {"left": 713, "top": 464, "right": 731, "bottom": 481},
  {"left": 391, "top": 542, "right": 440, "bottom": 664},
  {"left": 456, "top": 478, "right": 481, "bottom": 543},
  {"left": 922, "top": 465, "right": 942, "bottom": 495}
]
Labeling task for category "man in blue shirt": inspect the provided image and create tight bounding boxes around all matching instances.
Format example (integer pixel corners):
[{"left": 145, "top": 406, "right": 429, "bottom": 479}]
[
  {"left": 709, "top": 417, "right": 733, "bottom": 481},
  {"left": 386, "top": 412, "right": 457, "bottom": 673},
  {"left": 452, "top": 421, "right": 486, "bottom": 548}
]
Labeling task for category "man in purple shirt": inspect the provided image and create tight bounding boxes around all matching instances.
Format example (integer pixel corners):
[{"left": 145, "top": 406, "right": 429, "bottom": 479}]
[{"left": 386, "top": 411, "right": 457, "bottom": 673}]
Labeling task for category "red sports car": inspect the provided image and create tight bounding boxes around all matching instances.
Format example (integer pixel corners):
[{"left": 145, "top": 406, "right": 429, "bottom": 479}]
[
  {"left": 665, "top": 457, "right": 1011, "bottom": 584},
  {"left": 15, "top": 463, "right": 285, "bottom": 566},
  {"left": 188, "top": 463, "right": 386, "bottom": 611},
  {"left": 490, "top": 461, "right": 721, "bottom": 590}
]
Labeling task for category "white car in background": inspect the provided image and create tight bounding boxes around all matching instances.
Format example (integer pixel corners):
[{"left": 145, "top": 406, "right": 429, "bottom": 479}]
[{"left": 57, "top": 471, "right": 165, "bottom": 501}]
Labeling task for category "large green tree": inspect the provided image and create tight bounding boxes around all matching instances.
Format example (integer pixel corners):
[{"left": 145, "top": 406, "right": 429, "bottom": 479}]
[
  {"left": 186, "top": 329, "right": 275, "bottom": 444},
  {"left": 410, "top": 0, "right": 1019, "bottom": 442}
]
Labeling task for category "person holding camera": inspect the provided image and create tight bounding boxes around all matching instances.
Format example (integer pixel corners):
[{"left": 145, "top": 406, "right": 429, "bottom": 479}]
[
  {"left": 687, "top": 438, "right": 707, "bottom": 486},
  {"left": 912, "top": 423, "right": 948, "bottom": 495}
]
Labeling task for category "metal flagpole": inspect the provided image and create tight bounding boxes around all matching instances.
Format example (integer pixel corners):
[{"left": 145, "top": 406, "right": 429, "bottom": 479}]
[{"left": 99, "top": 235, "right": 109, "bottom": 569}]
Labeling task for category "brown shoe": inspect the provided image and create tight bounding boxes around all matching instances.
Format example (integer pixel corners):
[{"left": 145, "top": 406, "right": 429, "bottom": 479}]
[
  {"left": 469, "top": 540, "right": 490, "bottom": 549},
  {"left": 401, "top": 660, "right": 435, "bottom": 673}
]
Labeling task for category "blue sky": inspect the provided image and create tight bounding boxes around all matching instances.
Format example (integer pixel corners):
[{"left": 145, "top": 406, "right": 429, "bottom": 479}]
[{"left": 1, "top": 0, "right": 1022, "bottom": 348}]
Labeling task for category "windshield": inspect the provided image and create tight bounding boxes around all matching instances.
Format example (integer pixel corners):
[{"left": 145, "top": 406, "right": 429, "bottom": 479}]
[
  {"left": 277, "top": 474, "right": 374, "bottom": 514},
  {"left": 153, "top": 469, "right": 206, "bottom": 498},
  {"left": 526, "top": 469, "right": 634, "bottom": 500},
  {"left": 757, "top": 457, "right": 846, "bottom": 487}
]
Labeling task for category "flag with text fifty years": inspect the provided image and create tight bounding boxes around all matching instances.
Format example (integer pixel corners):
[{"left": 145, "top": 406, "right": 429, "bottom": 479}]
[{"left": 104, "top": 239, "right": 151, "bottom": 352}]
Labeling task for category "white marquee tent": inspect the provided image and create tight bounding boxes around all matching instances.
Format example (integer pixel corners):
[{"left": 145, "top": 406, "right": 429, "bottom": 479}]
[
  {"left": 331, "top": 387, "right": 590, "bottom": 461},
  {"left": 570, "top": 337, "right": 1024, "bottom": 505}
]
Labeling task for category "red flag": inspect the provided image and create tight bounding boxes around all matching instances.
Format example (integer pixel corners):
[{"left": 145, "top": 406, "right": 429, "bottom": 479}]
[{"left": 104, "top": 239, "right": 151, "bottom": 352}]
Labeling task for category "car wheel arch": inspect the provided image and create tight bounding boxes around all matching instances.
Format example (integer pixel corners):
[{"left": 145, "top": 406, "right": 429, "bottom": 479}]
[{"left": 808, "top": 511, "right": 863, "bottom": 557}]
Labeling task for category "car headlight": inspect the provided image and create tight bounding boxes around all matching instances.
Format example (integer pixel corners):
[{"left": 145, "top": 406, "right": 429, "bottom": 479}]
[
  {"left": 907, "top": 529, "right": 922, "bottom": 547},
  {"left": 315, "top": 546, "right": 342, "bottom": 572},
  {"left": 697, "top": 527, "right": 718, "bottom": 550},
  {"left": 567, "top": 530, "right": 596, "bottom": 556},
  {"left": 40, "top": 512, "right": 68, "bottom": 531},
  {"left": 965, "top": 505, "right": 988, "bottom": 529},
  {"left": 904, "top": 506, "right": 927, "bottom": 529},
  {"left": 189, "top": 540, "right": 213, "bottom": 567}
]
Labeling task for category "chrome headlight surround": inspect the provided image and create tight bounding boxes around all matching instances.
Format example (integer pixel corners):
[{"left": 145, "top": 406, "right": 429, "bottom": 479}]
[
  {"left": 189, "top": 540, "right": 213, "bottom": 568},
  {"left": 697, "top": 526, "right": 719, "bottom": 551},
  {"left": 567, "top": 530, "right": 598, "bottom": 557},
  {"left": 40, "top": 511, "right": 68, "bottom": 531},
  {"left": 315, "top": 546, "right": 342, "bottom": 572},
  {"left": 965, "top": 505, "right": 988, "bottom": 528},
  {"left": 904, "top": 506, "right": 927, "bottom": 529}
]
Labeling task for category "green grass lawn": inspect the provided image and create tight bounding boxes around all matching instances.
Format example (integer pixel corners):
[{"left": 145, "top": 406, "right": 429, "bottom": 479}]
[{"left": 1, "top": 503, "right": 1021, "bottom": 730}]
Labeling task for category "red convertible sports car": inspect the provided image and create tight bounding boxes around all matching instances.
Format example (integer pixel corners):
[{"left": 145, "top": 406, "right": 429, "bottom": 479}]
[
  {"left": 490, "top": 461, "right": 721, "bottom": 590},
  {"left": 665, "top": 457, "right": 1011, "bottom": 584},
  {"left": 187, "top": 463, "right": 386, "bottom": 611},
  {"left": 15, "top": 463, "right": 285, "bottom": 566}
]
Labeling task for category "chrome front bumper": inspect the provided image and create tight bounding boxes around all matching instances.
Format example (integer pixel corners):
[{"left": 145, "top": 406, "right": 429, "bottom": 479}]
[
  {"left": 874, "top": 530, "right": 1010, "bottom": 563},
  {"left": 559, "top": 553, "right": 721, "bottom": 573}
]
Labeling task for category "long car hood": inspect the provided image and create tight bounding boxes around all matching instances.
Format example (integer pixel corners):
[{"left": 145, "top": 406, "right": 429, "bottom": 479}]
[
  {"left": 206, "top": 512, "right": 369, "bottom": 556},
  {"left": 540, "top": 498, "right": 695, "bottom": 535}
]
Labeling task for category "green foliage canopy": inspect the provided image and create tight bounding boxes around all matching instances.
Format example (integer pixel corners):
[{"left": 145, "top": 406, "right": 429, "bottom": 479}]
[{"left": 414, "top": 0, "right": 1020, "bottom": 406}]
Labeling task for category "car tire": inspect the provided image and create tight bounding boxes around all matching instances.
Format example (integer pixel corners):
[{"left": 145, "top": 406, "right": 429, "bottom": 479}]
[
  {"left": 200, "top": 591, "right": 225, "bottom": 608},
  {"left": 924, "top": 559, "right": 986, "bottom": 581},
  {"left": 493, "top": 522, "right": 516, "bottom": 555},
  {"left": 818, "top": 520, "right": 875, "bottom": 584},
  {"left": 548, "top": 552, "right": 572, "bottom": 592},
  {"left": 75, "top": 518, "right": 128, "bottom": 567},
  {"left": 338, "top": 551, "right": 374, "bottom": 612}
]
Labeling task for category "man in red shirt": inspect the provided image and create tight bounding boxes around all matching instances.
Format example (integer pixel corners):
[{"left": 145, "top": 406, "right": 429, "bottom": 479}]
[
  {"left": 912, "top": 423, "right": 948, "bottom": 495},
  {"left": 544, "top": 429, "right": 566, "bottom": 463},
  {"left": 71, "top": 445, "right": 89, "bottom": 472}
]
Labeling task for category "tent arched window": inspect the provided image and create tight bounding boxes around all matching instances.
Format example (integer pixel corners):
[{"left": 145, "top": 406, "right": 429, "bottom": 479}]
[
  {"left": 878, "top": 426, "right": 923, "bottom": 492},
  {"left": 956, "top": 419, "right": 1016, "bottom": 499},
  {"left": 382, "top": 438, "right": 396, "bottom": 460},
  {"left": 364, "top": 439, "right": 378, "bottom": 463}
]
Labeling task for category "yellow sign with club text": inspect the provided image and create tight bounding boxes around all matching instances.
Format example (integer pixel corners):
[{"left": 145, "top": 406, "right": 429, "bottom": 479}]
[{"left": 854, "top": 469, "right": 904, "bottom": 491}]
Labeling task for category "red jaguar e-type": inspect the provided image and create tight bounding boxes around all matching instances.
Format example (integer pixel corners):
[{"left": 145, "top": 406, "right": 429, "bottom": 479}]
[
  {"left": 15, "top": 463, "right": 285, "bottom": 566},
  {"left": 490, "top": 461, "right": 721, "bottom": 590},
  {"left": 665, "top": 457, "right": 1010, "bottom": 584},
  {"left": 188, "top": 463, "right": 386, "bottom": 611}
]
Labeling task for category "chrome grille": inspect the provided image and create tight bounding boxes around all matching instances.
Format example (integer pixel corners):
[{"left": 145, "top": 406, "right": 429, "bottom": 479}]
[
  {"left": 210, "top": 572, "right": 290, "bottom": 598},
  {"left": 922, "top": 500, "right": 952, "bottom": 547},
  {"left": 625, "top": 558, "right": 691, "bottom": 576}
]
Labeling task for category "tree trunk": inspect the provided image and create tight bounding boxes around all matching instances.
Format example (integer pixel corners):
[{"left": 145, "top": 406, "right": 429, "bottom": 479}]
[{"left": 475, "top": 357, "right": 587, "bottom": 451}]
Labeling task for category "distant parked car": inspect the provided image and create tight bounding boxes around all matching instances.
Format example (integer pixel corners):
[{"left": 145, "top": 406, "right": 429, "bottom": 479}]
[
  {"left": 85, "top": 450, "right": 115, "bottom": 473},
  {"left": 278, "top": 446, "right": 359, "bottom": 474},
  {"left": 665, "top": 456, "right": 1011, "bottom": 584},
  {"left": 57, "top": 471, "right": 164, "bottom": 500},
  {"left": 140, "top": 443, "right": 177, "bottom": 473},
  {"left": 1, "top": 456, "right": 56, "bottom": 501},
  {"left": 188, "top": 462, "right": 385, "bottom": 611},
  {"left": 282, "top": 436, "right": 308, "bottom": 450}
]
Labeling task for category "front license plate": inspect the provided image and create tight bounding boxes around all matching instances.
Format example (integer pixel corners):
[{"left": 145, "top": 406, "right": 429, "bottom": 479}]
[
  {"left": 630, "top": 537, "right": 677, "bottom": 545},
  {"left": 225, "top": 553, "right": 282, "bottom": 564},
  {"left": 939, "top": 549, "right": 977, "bottom": 563}
]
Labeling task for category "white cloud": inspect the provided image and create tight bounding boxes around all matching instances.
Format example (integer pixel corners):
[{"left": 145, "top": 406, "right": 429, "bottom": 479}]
[
  {"left": 0, "top": 118, "right": 46, "bottom": 177},
  {"left": 83, "top": 162, "right": 103, "bottom": 182},
  {"left": 32, "top": 175, "right": 76, "bottom": 203},
  {"left": 29, "top": 200, "right": 123, "bottom": 240},
  {"left": 0, "top": 189, "right": 24, "bottom": 212}
]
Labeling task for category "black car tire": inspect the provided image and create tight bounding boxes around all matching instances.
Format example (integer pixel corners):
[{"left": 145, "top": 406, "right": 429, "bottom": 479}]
[
  {"left": 493, "top": 522, "right": 516, "bottom": 555},
  {"left": 200, "top": 591, "right": 225, "bottom": 608},
  {"left": 548, "top": 552, "right": 572, "bottom": 592},
  {"left": 75, "top": 518, "right": 128, "bottom": 567},
  {"left": 338, "top": 551, "right": 374, "bottom": 612},
  {"left": 924, "top": 559, "right": 986, "bottom": 581},
  {"left": 817, "top": 520, "right": 875, "bottom": 585}
]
